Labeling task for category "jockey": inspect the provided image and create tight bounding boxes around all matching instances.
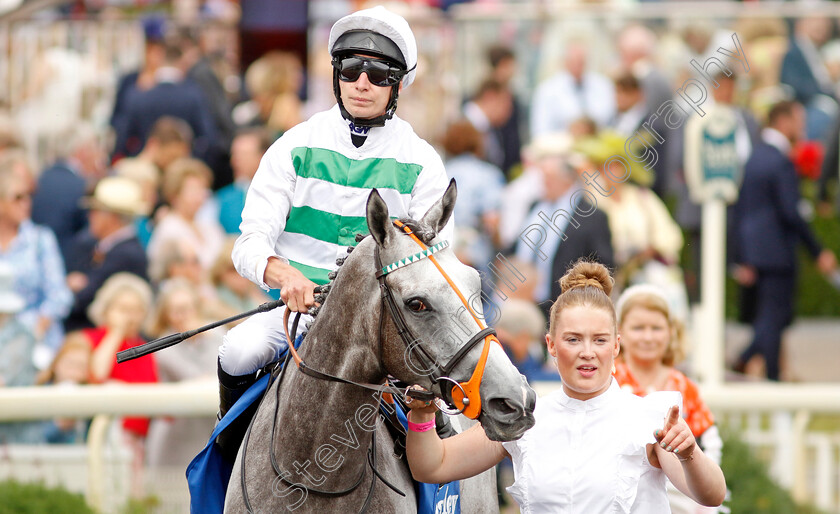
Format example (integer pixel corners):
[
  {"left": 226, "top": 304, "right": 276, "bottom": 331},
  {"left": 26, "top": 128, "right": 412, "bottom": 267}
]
[{"left": 215, "top": 5, "right": 453, "bottom": 459}]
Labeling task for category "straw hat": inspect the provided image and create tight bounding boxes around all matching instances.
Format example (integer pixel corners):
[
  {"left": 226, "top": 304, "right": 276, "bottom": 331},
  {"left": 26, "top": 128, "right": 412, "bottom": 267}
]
[
  {"left": 80, "top": 176, "right": 148, "bottom": 217},
  {"left": 0, "top": 262, "right": 25, "bottom": 314}
]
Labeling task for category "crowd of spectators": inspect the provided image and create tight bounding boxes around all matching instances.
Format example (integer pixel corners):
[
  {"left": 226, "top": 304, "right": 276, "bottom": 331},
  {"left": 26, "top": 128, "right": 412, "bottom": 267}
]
[
  {"left": 446, "top": 16, "right": 840, "bottom": 386},
  {"left": 1, "top": 6, "right": 840, "bottom": 504}
]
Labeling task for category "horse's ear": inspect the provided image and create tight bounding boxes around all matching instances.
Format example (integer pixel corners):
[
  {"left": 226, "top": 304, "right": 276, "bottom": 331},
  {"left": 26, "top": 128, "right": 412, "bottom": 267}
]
[
  {"left": 367, "top": 189, "right": 394, "bottom": 247},
  {"left": 420, "top": 179, "right": 457, "bottom": 235}
]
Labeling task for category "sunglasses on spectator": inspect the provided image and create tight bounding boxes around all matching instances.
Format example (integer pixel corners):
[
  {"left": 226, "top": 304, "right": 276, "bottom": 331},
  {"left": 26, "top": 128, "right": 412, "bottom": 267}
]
[{"left": 332, "top": 56, "right": 407, "bottom": 87}]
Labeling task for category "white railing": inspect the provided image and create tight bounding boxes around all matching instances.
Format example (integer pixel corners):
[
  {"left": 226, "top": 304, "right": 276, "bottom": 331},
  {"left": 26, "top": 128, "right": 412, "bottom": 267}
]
[
  {"left": 0, "top": 382, "right": 216, "bottom": 513},
  {"left": 2, "top": 381, "right": 839, "bottom": 512},
  {"left": 0, "top": 17, "right": 143, "bottom": 169}
]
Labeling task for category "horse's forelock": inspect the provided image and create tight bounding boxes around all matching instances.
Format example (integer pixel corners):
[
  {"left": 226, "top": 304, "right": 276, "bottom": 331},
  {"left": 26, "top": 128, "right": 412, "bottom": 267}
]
[{"left": 395, "top": 218, "right": 436, "bottom": 245}]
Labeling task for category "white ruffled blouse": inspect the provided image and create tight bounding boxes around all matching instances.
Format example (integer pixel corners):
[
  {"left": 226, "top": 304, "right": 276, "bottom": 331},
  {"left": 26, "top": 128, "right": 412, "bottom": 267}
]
[{"left": 502, "top": 380, "right": 681, "bottom": 513}]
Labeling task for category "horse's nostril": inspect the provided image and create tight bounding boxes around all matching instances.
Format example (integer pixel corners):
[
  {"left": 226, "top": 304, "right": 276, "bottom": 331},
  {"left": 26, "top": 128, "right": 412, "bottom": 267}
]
[
  {"left": 525, "top": 388, "right": 537, "bottom": 411},
  {"left": 488, "top": 398, "right": 520, "bottom": 416}
]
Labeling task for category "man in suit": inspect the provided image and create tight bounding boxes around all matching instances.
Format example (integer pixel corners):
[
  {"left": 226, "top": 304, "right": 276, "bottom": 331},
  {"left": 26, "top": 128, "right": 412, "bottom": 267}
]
[
  {"left": 64, "top": 177, "right": 150, "bottom": 331},
  {"left": 610, "top": 72, "right": 671, "bottom": 199},
  {"left": 732, "top": 100, "right": 837, "bottom": 380},
  {"left": 530, "top": 40, "right": 616, "bottom": 138},
  {"left": 514, "top": 134, "right": 614, "bottom": 318},
  {"left": 31, "top": 126, "right": 107, "bottom": 265},
  {"left": 180, "top": 26, "right": 237, "bottom": 190},
  {"left": 463, "top": 78, "right": 513, "bottom": 173},
  {"left": 486, "top": 45, "right": 523, "bottom": 179},
  {"left": 112, "top": 41, "right": 218, "bottom": 176},
  {"left": 780, "top": 17, "right": 837, "bottom": 140}
]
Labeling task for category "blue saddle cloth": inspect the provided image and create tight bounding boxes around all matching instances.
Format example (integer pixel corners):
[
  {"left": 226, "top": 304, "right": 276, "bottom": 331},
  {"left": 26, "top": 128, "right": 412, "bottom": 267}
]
[
  {"left": 186, "top": 351, "right": 460, "bottom": 514},
  {"left": 186, "top": 372, "right": 269, "bottom": 514}
]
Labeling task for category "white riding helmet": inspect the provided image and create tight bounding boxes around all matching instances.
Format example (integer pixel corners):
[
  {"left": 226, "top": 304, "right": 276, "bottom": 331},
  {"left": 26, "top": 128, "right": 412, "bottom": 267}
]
[
  {"left": 328, "top": 6, "right": 418, "bottom": 88},
  {"left": 328, "top": 6, "right": 418, "bottom": 127}
]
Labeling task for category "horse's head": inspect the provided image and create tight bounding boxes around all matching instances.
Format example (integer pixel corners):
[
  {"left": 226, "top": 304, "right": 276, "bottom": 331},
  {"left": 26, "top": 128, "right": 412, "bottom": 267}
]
[{"left": 363, "top": 180, "right": 536, "bottom": 442}]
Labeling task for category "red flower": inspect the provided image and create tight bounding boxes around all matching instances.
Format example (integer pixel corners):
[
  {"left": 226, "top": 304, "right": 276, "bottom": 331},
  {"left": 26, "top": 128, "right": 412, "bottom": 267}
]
[{"left": 792, "top": 141, "right": 824, "bottom": 180}]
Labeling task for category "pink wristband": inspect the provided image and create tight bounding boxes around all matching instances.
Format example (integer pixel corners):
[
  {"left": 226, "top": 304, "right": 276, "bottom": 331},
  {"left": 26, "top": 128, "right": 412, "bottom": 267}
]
[{"left": 407, "top": 412, "right": 436, "bottom": 433}]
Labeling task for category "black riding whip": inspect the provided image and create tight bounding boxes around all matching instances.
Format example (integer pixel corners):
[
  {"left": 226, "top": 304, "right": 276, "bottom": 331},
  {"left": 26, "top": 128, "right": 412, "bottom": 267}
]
[{"left": 116, "top": 298, "right": 288, "bottom": 363}]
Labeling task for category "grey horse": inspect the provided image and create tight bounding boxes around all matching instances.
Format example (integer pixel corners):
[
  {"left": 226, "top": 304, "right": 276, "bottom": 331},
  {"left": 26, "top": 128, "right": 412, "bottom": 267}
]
[{"left": 225, "top": 182, "right": 536, "bottom": 513}]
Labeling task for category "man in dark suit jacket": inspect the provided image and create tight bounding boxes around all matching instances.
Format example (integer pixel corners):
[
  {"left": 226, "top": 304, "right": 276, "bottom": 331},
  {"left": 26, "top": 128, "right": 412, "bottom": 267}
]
[
  {"left": 732, "top": 101, "right": 837, "bottom": 380},
  {"left": 610, "top": 72, "right": 671, "bottom": 199},
  {"left": 112, "top": 42, "right": 218, "bottom": 173},
  {"left": 514, "top": 146, "right": 614, "bottom": 318},
  {"left": 31, "top": 128, "right": 107, "bottom": 265},
  {"left": 780, "top": 18, "right": 837, "bottom": 140},
  {"left": 64, "top": 177, "right": 151, "bottom": 332},
  {"left": 780, "top": 18, "right": 834, "bottom": 107},
  {"left": 181, "top": 28, "right": 236, "bottom": 190}
]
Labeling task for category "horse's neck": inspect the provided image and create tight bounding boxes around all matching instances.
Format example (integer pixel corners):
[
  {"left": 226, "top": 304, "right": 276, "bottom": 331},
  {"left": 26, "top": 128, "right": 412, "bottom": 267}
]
[{"left": 272, "top": 272, "right": 384, "bottom": 490}]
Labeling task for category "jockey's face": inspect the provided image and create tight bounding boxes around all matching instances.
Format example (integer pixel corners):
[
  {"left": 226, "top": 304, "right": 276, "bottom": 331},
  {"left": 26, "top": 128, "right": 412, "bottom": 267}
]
[{"left": 337, "top": 53, "right": 401, "bottom": 120}]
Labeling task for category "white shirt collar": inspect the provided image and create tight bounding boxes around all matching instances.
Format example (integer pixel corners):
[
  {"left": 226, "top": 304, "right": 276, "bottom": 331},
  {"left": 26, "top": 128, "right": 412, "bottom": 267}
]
[
  {"left": 96, "top": 224, "right": 136, "bottom": 254},
  {"left": 555, "top": 378, "right": 620, "bottom": 412},
  {"left": 154, "top": 66, "right": 184, "bottom": 84},
  {"left": 463, "top": 101, "right": 491, "bottom": 132},
  {"left": 762, "top": 127, "right": 792, "bottom": 155}
]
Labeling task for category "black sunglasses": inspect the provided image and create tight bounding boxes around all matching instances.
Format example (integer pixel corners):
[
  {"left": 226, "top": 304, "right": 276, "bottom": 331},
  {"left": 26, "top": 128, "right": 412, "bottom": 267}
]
[{"left": 333, "top": 56, "right": 406, "bottom": 87}]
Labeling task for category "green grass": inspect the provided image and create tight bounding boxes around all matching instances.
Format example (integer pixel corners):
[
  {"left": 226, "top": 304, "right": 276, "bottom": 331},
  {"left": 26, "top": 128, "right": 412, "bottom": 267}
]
[{"left": 0, "top": 480, "right": 95, "bottom": 514}]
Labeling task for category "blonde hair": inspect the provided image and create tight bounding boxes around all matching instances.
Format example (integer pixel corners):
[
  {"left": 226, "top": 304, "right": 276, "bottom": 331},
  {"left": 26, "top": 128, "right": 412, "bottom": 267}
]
[
  {"left": 146, "top": 278, "right": 201, "bottom": 337},
  {"left": 148, "top": 238, "right": 199, "bottom": 284},
  {"left": 161, "top": 157, "right": 213, "bottom": 203},
  {"left": 87, "top": 273, "right": 154, "bottom": 327},
  {"left": 115, "top": 157, "right": 160, "bottom": 189},
  {"left": 0, "top": 149, "right": 34, "bottom": 192},
  {"left": 210, "top": 237, "right": 237, "bottom": 287},
  {"left": 245, "top": 51, "right": 302, "bottom": 98},
  {"left": 36, "top": 331, "right": 92, "bottom": 385},
  {"left": 616, "top": 285, "right": 686, "bottom": 366},
  {"left": 497, "top": 299, "right": 546, "bottom": 342},
  {"left": 549, "top": 260, "right": 616, "bottom": 337}
]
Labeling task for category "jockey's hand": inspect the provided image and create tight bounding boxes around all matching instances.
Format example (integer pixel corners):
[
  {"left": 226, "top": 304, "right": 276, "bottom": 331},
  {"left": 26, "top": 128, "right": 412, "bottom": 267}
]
[
  {"left": 264, "top": 257, "right": 317, "bottom": 313},
  {"left": 405, "top": 385, "right": 438, "bottom": 422}
]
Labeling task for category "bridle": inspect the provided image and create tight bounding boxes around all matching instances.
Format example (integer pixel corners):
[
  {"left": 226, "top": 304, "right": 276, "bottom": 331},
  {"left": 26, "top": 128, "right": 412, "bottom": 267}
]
[
  {"left": 284, "top": 219, "right": 501, "bottom": 419},
  {"left": 373, "top": 220, "right": 499, "bottom": 419}
]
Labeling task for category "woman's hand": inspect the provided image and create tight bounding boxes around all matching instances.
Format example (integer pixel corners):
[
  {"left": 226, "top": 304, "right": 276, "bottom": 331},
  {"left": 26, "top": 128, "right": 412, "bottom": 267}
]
[
  {"left": 654, "top": 405, "right": 696, "bottom": 461},
  {"left": 653, "top": 405, "right": 727, "bottom": 507},
  {"left": 404, "top": 385, "right": 438, "bottom": 421}
]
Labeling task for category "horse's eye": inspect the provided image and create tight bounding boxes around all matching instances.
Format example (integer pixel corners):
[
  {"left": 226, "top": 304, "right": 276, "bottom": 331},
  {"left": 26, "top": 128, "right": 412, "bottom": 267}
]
[{"left": 406, "top": 298, "right": 427, "bottom": 312}]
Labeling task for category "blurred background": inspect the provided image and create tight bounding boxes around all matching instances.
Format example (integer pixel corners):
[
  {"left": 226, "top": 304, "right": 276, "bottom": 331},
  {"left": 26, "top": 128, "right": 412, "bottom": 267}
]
[{"left": 0, "top": 0, "right": 838, "bottom": 512}]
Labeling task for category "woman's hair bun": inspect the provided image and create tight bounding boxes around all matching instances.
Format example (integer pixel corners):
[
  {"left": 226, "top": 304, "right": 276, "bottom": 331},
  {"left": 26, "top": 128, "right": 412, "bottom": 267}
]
[{"left": 559, "top": 260, "right": 613, "bottom": 297}]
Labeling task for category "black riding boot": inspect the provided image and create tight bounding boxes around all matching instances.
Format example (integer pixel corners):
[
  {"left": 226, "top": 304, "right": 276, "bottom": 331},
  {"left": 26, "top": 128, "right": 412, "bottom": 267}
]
[{"left": 216, "top": 359, "right": 259, "bottom": 462}]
